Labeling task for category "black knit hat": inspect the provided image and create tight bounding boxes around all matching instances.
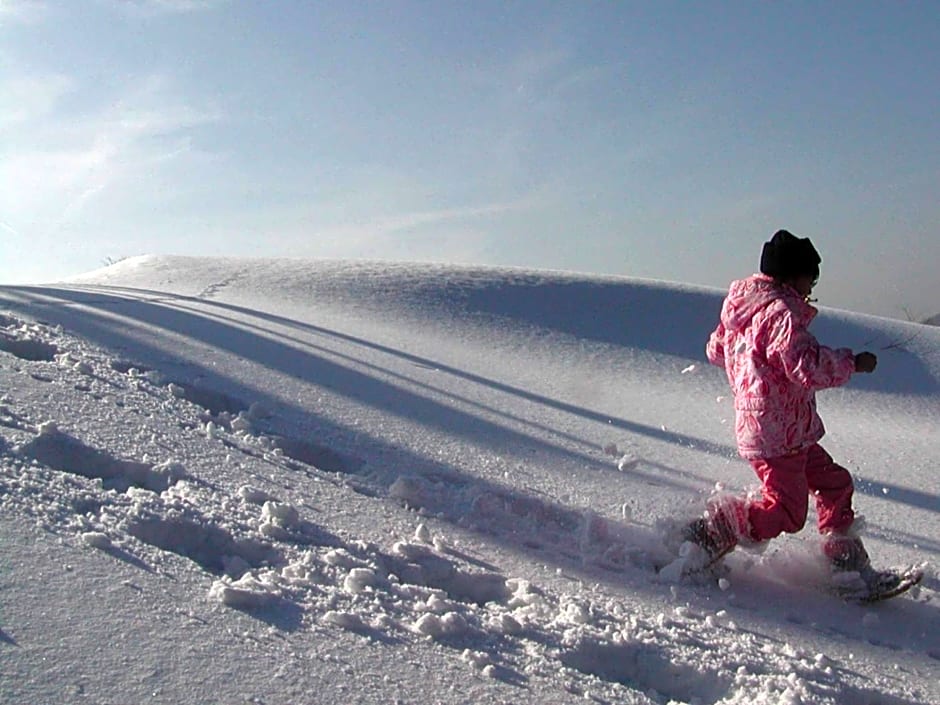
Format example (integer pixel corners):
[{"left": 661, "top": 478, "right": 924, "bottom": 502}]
[{"left": 760, "top": 229, "right": 821, "bottom": 280}]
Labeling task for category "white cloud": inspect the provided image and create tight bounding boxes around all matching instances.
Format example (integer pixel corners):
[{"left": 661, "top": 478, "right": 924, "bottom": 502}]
[{"left": 0, "top": 72, "right": 220, "bottom": 230}]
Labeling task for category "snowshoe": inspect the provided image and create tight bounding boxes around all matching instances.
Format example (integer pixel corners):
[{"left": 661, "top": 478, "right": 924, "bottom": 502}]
[{"left": 831, "top": 564, "right": 924, "bottom": 603}]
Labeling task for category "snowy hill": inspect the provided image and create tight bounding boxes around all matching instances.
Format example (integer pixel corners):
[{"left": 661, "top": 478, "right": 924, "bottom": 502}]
[{"left": 1, "top": 256, "right": 938, "bottom": 705}]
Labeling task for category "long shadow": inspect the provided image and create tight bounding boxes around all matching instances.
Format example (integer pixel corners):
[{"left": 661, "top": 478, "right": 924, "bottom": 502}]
[
  {"left": 5, "top": 285, "right": 938, "bottom": 546},
  {"left": 8, "top": 284, "right": 939, "bottom": 528},
  {"left": 7, "top": 288, "right": 700, "bottom": 489},
  {"left": 150, "top": 297, "right": 654, "bottom": 456},
  {"left": 8, "top": 293, "right": 940, "bottom": 705},
  {"left": 166, "top": 298, "right": 735, "bottom": 490},
  {"left": 101, "top": 544, "right": 156, "bottom": 573},
  {"left": 37, "top": 283, "right": 741, "bottom": 461},
  {"left": 1, "top": 286, "right": 716, "bottom": 503},
  {"left": 856, "top": 478, "right": 940, "bottom": 515},
  {"left": 862, "top": 523, "right": 940, "bottom": 555},
  {"left": 4, "top": 284, "right": 940, "bottom": 677},
  {"left": 0, "top": 287, "right": 733, "bottom": 553},
  {"left": 0, "top": 628, "right": 18, "bottom": 647}
]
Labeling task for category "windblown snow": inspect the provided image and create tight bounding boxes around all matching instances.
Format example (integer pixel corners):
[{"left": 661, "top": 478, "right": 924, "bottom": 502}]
[{"left": 1, "top": 256, "right": 937, "bottom": 704}]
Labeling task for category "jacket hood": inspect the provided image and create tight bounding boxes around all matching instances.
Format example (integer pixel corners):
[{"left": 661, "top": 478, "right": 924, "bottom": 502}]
[{"left": 720, "top": 274, "right": 815, "bottom": 333}]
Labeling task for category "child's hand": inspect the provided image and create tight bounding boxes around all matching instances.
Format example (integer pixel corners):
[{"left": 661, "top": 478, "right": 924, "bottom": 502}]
[{"left": 855, "top": 352, "right": 878, "bottom": 373}]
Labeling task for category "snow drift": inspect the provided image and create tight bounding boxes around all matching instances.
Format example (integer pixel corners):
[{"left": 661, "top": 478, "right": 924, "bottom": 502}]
[{"left": 1, "top": 256, "right": 937, "bottom": 704}]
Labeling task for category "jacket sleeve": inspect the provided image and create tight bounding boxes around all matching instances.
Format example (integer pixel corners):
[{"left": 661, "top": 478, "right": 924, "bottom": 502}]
[
  {"left": 706, "top": 323, "right": 726, "bottom": 368},
  {"left": 765, "top": 311, "right": 856, "bottom": 390}
]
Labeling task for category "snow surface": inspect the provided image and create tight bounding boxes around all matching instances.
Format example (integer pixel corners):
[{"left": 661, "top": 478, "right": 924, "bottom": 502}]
[{"left": 1, "top": 255, "right": 938, "bottom": 705}]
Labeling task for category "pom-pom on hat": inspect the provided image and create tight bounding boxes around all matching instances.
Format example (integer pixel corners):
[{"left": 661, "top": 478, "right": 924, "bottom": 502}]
[{"left": 760, "top": 229, "right": 821, "bottom": 280}]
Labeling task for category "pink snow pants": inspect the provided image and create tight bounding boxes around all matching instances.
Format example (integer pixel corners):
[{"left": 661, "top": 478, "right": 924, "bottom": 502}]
[{"left": 746, "top": 443, "right": 855, "bottom": 541}]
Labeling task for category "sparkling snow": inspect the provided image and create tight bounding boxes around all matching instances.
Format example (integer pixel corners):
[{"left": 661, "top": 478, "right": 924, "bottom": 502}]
[{"left": 0, "top": 256, "right": 937, "bottom": 704}]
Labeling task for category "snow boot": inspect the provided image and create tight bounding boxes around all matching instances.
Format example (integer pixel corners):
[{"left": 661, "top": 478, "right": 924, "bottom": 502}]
[
  {"left": 683, "top": 495, "right": 750, "bottom": 562},
  {"left": 823, "top": 533, "right": 871, "bottom": 573}
]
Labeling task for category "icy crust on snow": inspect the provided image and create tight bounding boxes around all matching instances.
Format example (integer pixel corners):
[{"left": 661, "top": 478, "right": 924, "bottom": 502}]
[{"left": 1, "top": 310, "right": 936, "bottom": 705}]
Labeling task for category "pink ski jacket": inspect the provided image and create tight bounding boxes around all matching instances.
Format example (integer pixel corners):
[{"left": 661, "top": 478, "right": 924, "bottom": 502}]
[{"left": 706, "top": 274, "right": 856, "bottom": 460}]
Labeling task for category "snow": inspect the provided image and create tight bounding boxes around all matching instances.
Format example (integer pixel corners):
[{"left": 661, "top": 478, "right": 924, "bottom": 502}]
[{"left": 0, "top": 255, "right": 938, "bottom": 704}]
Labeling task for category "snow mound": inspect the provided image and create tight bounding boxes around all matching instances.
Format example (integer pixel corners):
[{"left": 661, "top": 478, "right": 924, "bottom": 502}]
[{"left": 0, "top": 260, "right": 937, "bottom": 704}]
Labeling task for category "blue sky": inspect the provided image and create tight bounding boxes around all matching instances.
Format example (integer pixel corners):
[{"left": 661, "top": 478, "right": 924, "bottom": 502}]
[{"left": 1, "top": 1, "right": 938, "bottom": 319}]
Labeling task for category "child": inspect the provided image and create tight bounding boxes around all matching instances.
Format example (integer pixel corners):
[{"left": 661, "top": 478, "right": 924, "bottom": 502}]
[{"left": 693, "top": 229, "right": 878, "bottom": 573}]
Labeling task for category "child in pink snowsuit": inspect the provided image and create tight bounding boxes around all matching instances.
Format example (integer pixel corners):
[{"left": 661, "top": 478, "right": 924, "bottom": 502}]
[{"left": 701, "top": 230, "right": 878, "bottom": 571}]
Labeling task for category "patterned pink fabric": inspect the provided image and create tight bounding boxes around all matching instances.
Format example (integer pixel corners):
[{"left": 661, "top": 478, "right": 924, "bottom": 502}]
[{"left": 707, "top": 274, "right": 856, "bottom": 459}]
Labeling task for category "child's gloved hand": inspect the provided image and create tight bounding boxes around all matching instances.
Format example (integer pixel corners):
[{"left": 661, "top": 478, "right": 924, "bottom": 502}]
[{"left": 854, "top": 352, "right": 878, "bottom": 373}]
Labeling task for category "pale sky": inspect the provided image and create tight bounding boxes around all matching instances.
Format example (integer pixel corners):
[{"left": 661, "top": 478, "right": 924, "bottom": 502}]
[{"left": 1, "top": 1, "right": 938, "bottom": 319}]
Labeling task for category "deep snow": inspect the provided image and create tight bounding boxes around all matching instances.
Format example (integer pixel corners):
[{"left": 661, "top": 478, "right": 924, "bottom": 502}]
[{"left": 1, "top": 256, "right": 938, "bottom": 705}]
